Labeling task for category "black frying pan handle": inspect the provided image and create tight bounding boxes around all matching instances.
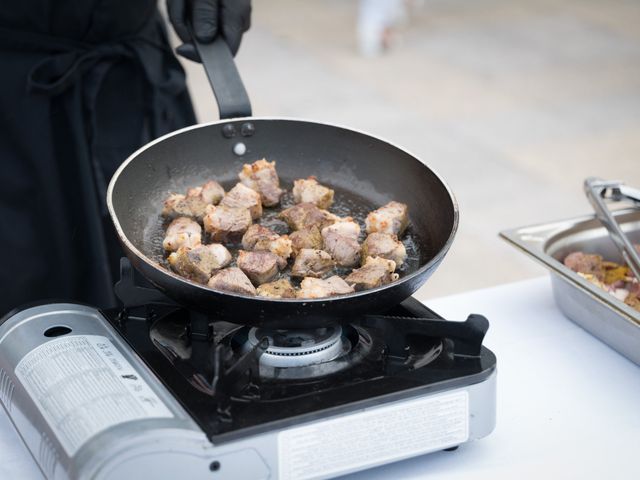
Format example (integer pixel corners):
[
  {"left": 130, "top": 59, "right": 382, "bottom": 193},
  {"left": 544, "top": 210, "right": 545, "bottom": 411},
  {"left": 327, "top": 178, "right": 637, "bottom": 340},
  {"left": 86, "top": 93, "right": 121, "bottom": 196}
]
[{"left": 191, "top": 32, "right": 253, "bottom": 119}]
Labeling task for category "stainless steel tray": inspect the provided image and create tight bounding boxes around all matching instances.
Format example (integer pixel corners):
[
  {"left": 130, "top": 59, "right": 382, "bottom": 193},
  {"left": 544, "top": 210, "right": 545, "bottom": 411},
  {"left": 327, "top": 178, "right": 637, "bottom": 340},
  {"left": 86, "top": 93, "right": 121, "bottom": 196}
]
[{"left": 500, "top": 209, "right": 640, "bottom": 366}]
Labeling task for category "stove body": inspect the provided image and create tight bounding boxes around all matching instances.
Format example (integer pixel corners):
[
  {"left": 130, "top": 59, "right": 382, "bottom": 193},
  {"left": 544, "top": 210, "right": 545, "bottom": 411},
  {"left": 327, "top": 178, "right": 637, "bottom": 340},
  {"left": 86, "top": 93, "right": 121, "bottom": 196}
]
[{"left": 0, "top": 270, "right": 496, "bottom": 480}]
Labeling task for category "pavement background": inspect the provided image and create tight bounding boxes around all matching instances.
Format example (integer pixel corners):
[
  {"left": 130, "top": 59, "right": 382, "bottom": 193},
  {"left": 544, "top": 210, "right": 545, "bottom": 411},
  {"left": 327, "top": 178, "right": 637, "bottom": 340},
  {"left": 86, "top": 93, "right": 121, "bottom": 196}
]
[{"left": 169, "top": 0, "right": 640, "bottom": 299}]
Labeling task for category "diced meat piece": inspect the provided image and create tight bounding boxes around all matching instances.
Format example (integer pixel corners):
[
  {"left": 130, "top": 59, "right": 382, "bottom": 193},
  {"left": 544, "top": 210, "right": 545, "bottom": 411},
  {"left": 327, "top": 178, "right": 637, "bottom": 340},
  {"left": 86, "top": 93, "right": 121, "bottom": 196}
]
[
  {"left": 296, "top": 276, "right": 355, "bottom": 299},
  {"left": 290, "top": 226, "right": 323, "bottom": 256},
  {"left": 625, "top": 293, "right": 640, "bottom": 311},
  {"left": 241, "top": 224, "right": 292, "bottom": 269},
  {"left": 279, "top": 202, "right": 338, "bottom": 231},
  {"left": 292, "top": 177, "right": 334, "bottom": 209},
  {"left": 362, "top": 232, "right": 407, "bottom": 267},
  {"left": 344, "top": 256, "right": 398, "bottom": 291},
  {"left": 168, "top": 244, "right": 232, "bottom": 283},
  {"left": 162, "top": 194, "right": 186, "bottom": 217},
  {"left": 241, "top": 224, "right": 279, "bottom": 250},
  {"left": 324, "top": 275, "right": 356, "bottom": 295},
  {"left": 290, "top": 249, "right": 334, "bottom": 278},
  {"left": 237, "top": 250, "right": 280, "bottom": 285},
  {"left": 207, "top": 267, "right": 256, "bottom": 296},
  {"left": 239, "top": 158, "right": 284, "bottom": 207},
  {"left": 220, "top": 183, "right": 263, "bottom": 220},
  {"left": 365, "top": 201, "right": 409, "bottom": 236},
  {"left": 324, "top": 218, "right": 360, "bottom": 239},
  {"left": 256, "top": 279, "right": 297, "bottom": 299},
  {"left": 257, "top": 235, "right": 293, "bottom": 269},
  {"left": 321, "top": 220, "right": 361, "bottom": 267},
  {"left": 187, "top": 180, "right": 225, "bottom": 206},
  {"left": 203, "top": 205, "right": 252, "bottom": 242},
  {"left": 162, "top": 217, "right": 202, "bottom": 252},
  {"left": 162, "top": 193, "right": 208, "bottom": 220},
  {"left": 564, "top": 252, "right": 605, "bottom": 281}
]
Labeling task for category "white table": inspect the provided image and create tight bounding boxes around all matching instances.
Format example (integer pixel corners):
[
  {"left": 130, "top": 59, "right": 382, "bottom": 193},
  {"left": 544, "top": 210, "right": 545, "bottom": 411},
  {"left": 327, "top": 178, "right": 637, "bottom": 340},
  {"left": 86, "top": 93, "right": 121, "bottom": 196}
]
[{"left": 2, "top": 278, "right": 639, "bottom": 480}]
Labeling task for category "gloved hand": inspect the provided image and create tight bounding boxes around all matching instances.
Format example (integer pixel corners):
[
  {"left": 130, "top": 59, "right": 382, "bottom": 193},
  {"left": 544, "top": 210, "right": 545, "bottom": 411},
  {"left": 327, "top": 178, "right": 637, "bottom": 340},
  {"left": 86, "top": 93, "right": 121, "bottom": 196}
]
[{"left": 167, "top": 0, "right": 252, "bottom": 61}]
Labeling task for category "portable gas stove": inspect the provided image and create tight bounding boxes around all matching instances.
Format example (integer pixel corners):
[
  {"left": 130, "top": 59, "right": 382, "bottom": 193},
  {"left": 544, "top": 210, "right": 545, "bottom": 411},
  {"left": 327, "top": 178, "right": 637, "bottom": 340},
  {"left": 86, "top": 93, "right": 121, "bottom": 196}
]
[{"left": 0, "top": 260, "right": 496, "bottom": 480}]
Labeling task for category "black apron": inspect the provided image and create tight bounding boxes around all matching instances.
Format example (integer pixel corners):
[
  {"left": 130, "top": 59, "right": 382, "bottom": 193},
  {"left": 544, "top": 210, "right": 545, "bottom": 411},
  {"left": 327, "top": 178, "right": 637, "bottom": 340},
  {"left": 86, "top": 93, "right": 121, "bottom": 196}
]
[{"left": 0, "top": 1, "right": 196, "bottom": 315}]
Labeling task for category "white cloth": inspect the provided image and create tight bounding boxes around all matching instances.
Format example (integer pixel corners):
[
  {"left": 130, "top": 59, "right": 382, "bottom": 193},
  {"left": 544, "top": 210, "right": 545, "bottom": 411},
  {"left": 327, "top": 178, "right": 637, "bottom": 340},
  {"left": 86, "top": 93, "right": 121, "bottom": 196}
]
[{"left": 344, "top": 277, "right": 640, "bottom": 479}]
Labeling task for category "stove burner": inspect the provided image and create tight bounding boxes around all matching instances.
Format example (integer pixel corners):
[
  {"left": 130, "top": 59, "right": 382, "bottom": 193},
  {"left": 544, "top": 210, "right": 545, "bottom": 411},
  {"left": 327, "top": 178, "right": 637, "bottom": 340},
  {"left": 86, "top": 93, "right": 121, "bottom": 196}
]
[{"left": 245, "top": 325, "right": 346, "bottom": 368}]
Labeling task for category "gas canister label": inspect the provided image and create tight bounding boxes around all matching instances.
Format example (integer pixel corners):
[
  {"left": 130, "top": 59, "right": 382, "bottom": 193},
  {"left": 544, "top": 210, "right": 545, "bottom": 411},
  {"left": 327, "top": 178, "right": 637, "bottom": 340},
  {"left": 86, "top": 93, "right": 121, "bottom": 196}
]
[
  {"left": 278, "top": 390, "right": 469, "bottom": 480},
  {"left": 15, "top": 335, "right": 173, "bottom": 457}
]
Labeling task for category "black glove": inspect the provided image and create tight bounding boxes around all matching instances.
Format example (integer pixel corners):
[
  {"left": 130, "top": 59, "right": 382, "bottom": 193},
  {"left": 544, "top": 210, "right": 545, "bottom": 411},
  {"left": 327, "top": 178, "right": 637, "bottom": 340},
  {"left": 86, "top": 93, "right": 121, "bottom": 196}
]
[{"left": 167, "top": 0, "right": 252, "bottom": 60}]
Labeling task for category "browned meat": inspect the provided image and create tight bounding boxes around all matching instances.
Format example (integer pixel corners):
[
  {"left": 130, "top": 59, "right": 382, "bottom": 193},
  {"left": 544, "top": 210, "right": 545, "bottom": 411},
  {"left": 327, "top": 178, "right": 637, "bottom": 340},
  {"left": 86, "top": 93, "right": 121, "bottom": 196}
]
[
  {"left": 163, "top": 181, "right": 225, "bottom": 219},
  {"left": 207, "top": 267, "right": 256, "bottom": 296},
  {"left": 237, "top": 250, "right": 280, "bottom": 285},
  {"left": 203, "top": 205, "right": 252, "bottom": 242},
  {"left": 162, "top": 193, "right": 208, "bottom": 220},
  {"left": 162, "top": 217, "right": 202, "bottom": 252},
  {"left": 279, "top": 202, "right": 338, "bottom": 231},
  {"left": 242, "top": 224, "right": 279, "bottom": 250},
  {"left": 296, "top": 276, "right": 355, "bottom": 299},
  {"left": 292, "top": 177, "right": 334, "bottom": 209},
  {"left": 186, "top": 180, "right": 225, "bottom": 206},
  {"left": 168, "top": 244, "right": 232, "bottom": 283},
  {"left": 259, "top": 236, "right": 293, "bottom": 269},
  {"left": 564, "top": 252, "right": 605, "bottom": 281},
  {"left": 290, "top": 226, "right": 323, "bottom": 256},
  {"left": 290, "top": 249, "right": 334, "bottom": 278},
  {"left": 220, "top": 183, "right": 263, "bottom": 220},
  {"left": 239, "top": 158, "right": 284, "bottom": 207},
  {"left": 345, "top": 256, "right": 398, "bottom": 291},
  {"left": 365, "top": 201, "right": 409, "bottom": 237},
  {"left": 362, "top": 232, "right": 407, "bottom": 267},
  {"left": 256, "top": 279, "right": 297, "bottom": 298},
  {"left": 321, "top": 220, "right": 361, "bottom": 267},
  {"left": 626, "top": 293, "right": 640, "bottom": 310},
  {"left": 241, "top": 224, "right": 292, "bottom": 269}
]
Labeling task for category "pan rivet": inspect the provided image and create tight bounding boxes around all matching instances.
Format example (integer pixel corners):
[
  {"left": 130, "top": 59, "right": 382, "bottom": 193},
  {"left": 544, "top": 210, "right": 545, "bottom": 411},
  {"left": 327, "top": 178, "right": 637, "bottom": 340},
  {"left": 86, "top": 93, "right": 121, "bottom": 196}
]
[
  {"left": 222, "top": 124, "right": 237, "bottom": 138},
  {"left": 233, "top": 142, "right": 247, "bottom": 156},
  {"left": 240, "top": 122, "right": 255, "bottom": 137}
]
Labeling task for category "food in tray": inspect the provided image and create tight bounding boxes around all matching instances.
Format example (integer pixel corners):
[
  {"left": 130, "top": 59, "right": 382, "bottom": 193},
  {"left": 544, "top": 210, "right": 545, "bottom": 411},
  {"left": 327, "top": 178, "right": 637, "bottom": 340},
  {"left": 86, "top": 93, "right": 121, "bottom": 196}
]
[
  {"left": 563, "top": 250, "right": 640, "bottom": 312},
  {"left": 161, "top": 158, "right": 410, "bottom": 298}
]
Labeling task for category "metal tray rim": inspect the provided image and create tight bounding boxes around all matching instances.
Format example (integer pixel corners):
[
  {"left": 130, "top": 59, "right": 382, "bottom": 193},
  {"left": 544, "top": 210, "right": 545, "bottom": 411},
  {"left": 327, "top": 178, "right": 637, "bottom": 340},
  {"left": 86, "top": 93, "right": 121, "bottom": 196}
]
[{"left": 499, "top": 209, "right": 640, "bottom": 328}]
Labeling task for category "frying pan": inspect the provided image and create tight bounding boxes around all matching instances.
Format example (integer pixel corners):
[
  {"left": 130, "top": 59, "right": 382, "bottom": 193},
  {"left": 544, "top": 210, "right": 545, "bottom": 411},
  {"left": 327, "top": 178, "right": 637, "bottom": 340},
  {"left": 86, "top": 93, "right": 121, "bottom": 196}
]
[{"left": 107, "top": 37, "right": 458, "bottom": 329}]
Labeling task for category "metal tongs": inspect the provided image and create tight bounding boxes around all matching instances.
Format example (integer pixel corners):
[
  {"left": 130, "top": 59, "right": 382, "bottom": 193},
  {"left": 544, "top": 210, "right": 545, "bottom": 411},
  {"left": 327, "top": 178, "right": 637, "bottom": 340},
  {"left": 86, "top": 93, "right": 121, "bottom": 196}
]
[{"left": 584, "top": 177, "right": 640, "bottom": 280}]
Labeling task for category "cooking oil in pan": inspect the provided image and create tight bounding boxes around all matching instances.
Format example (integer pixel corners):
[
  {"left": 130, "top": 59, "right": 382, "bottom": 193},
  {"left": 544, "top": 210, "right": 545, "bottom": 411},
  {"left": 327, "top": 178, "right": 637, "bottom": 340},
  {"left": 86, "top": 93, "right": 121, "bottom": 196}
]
[{"left": 144, "top": 181, "right": 424, "bottom": 286}]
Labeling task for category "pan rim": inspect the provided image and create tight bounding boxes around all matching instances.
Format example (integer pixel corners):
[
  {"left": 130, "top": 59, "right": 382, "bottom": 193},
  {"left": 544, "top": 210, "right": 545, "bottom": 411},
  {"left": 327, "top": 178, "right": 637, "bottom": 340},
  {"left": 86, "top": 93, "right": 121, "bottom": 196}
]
[{"left": 106, "top": 116, "right": 459, "bottom": 304}]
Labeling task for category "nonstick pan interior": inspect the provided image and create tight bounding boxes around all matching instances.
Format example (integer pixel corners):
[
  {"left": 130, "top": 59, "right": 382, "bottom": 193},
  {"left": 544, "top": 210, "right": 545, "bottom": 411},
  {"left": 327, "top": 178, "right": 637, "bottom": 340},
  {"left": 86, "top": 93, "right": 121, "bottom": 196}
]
[{"left": 108, "top": 118, "right": 458, "bottom": 327}]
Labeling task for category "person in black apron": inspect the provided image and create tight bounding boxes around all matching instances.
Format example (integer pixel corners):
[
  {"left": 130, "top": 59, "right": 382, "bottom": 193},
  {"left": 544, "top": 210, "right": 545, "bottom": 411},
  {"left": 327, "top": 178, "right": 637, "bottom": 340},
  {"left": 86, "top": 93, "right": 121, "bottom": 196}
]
[{"left": 0, "top": 0, "right": 251, "bottom": 315}]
